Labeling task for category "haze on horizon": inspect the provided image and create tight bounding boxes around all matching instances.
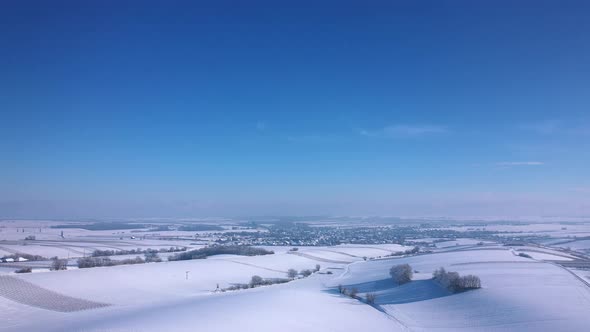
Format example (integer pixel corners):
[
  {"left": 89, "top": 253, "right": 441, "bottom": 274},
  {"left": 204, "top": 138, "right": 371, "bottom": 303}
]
[{"left": 2, "top": 1, "right": 589, "bottom": 219}]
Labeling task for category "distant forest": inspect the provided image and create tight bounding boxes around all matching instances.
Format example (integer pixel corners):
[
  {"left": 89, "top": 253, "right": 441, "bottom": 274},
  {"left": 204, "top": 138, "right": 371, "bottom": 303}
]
[
  {"left": 51, "top": 222, "right": 223, "bottom": 232},
  {"left": 177, "top": 224, "right": 223, "bottom": 231},
  {"left": 51, "top": 222, "right": 146, "bottom": 231},
  {"left": 168, "top": 245, "right": 274, "bottom": 261}
]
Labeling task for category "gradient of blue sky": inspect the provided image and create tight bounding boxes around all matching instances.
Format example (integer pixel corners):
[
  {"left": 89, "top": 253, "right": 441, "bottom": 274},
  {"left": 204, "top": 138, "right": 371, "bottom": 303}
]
[{"left": 1, "top": 1, "right": 589, "bottom": 218}]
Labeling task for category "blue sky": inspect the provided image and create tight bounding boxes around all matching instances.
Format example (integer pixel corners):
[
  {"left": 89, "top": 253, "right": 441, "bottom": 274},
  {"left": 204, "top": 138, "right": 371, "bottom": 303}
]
[{"left": 2, "top": 1, "right": 589, "bottom": 218}]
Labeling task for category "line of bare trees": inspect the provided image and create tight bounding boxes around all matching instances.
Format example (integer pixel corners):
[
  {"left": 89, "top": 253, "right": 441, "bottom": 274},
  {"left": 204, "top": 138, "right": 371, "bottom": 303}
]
[
  {"left": 220, "top": 264, "right": 321, "bottom": 293},
  {"left": 91, "top": 247, "right": 185, "bottom": 257},
  {"left": 77, "top": 256, "right": 146, "bottom": 268}
]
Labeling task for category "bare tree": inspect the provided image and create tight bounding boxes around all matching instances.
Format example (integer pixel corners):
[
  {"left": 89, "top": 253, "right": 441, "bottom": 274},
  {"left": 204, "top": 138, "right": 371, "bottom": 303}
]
[
  {"left": 300, "top": 269, "right": 312, "bottom": 277},
  {"left": 287, "top": 268, "right": 298, "bottom": 279},
  {"left": 50, "top": 257, "right": 67, "bottom": 271},
  {"left": 433, "top": 267, "right": 446, "bottom": 280},
  {"left": 337, "top": 284, "right": 344, "bottom": 293},
  {"left": 315, "top": 264, "right": 321, "bottom": 272},
  {"left": 250, "top": 275, "right": 263, "bottom": 287},
  {"left": 144, "top": 250, "right": 161, "bottom": 263},
  {"left": 445, "top": 271, "right": 461, "bottom": 291},
  {"left": 349, "top": 287, "right": 359, "bottom": 298},
  {"left": 365, "top": 293, "right": 377, "bottom": 304},
  {"left": 390, "top": 264, "right": 413, "bottom": 284},
  {"left": 460, "top": 275, "right": 481, "bottom": 289}
]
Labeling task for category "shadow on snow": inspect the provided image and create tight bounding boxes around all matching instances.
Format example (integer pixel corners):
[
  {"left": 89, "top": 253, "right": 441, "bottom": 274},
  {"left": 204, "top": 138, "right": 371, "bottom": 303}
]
[{"left": 326, "top": 278, "right": 453, "bottom": 305}]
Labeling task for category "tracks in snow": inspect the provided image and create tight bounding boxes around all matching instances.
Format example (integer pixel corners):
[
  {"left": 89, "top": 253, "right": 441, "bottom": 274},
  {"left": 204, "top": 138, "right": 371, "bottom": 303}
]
[
  {"left": 287, "top": 251, "right": 353, "bottom": 264},
  {"left": 214, "top": 259, "right": 288, "bottom": 274},
  {"left": 0, "top": 276, "right": 110, "bottom": 312}
]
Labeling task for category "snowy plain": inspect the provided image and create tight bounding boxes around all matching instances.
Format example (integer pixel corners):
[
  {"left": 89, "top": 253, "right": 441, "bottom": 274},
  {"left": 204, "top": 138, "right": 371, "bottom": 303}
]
[{"left": 2, "top": 220, "right": 590, "bottom": 331}]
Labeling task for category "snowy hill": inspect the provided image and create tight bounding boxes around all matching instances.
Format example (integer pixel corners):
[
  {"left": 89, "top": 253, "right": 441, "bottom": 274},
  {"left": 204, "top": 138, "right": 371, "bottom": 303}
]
[{"left": 1, "top": 244, "right": 589, "bottom": 331}]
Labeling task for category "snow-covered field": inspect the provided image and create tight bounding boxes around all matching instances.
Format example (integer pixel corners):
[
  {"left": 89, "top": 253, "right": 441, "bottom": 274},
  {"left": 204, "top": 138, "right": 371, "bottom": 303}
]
[
  {"left": 2, "top": 219, "right": 590, "bottom": 331},
  {"left": 0, "top": 243, "right": 588, "bottom": 331},
  {"left": 330, "top": 249, "right": 590, "bottom": 331},
  {"left": 449, "top": 222, "right": 590, "bottom": 238},
  {"left": 554, "top": 239, "right": 590, "bottom": 252}
]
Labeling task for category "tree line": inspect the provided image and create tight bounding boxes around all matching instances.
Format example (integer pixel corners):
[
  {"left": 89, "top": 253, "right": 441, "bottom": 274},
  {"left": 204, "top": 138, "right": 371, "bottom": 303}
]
[
  {"left": 168, "top": 245, "right": 274, "bottom": 261},
  {"left": 91, "top": 247, "right": 185, "bottom": 257}
]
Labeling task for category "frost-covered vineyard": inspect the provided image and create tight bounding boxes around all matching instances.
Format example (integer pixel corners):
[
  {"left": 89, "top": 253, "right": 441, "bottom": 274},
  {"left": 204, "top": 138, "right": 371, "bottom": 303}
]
[{"left": 1, "top": 218, "right": 590, "bottom": 331}]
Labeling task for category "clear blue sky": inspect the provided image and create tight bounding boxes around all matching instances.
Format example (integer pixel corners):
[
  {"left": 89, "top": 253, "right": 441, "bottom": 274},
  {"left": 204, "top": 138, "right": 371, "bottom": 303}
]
[{"left": 2, "top": 1, "right": 589, "bottom": 218}]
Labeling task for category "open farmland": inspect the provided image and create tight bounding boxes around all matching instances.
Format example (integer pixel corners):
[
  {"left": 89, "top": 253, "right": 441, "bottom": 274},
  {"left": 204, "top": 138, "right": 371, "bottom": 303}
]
[{"left": 1, "top": 218, "right": 590, "bottom": 331}]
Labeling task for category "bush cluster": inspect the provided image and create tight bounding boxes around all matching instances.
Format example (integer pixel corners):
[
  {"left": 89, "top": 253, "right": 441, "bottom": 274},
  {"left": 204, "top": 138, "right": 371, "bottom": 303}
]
[
  {"left": 300, "top": 269, "right": 313, "bottom": 277},
  {"left": 50, "top": 257, "right": 68, "bottom": 271},
  {"left": 433, "top": 267, "right": 481, "bottom": 292},
  {"left": 287, "top": 268, "right": 298, "bottom": 279}
]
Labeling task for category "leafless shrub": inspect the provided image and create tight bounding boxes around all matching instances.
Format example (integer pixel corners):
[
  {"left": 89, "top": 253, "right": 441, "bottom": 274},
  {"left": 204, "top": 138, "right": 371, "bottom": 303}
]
[
  {"left": 365, "top": 292, "right": 377, "bottom": 304},
  {"left": 390, "top": 264, "right": 413, "bottom": 284},
  {"left": 250, "top": 275, "right": 264, "bottom": 287},
  {"left": 460, "top": 275, "right": 481, "bottom": 289},
  {"left": 287, "top": 268, "right": 298, "bottom": 279},
  {"left": 300, "top": 269, "right": 313, "bottom": 277},
  {"left": 50, "top": 257, "right": 67, "bottom": 271},
  {"left": 144, "top": 250, "right": 162, "bottom": 263}
]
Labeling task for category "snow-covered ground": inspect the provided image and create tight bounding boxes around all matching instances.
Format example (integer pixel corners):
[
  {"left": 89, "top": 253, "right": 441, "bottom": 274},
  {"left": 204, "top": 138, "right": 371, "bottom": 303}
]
[
  {"left": 330, "top": 249, "right": 590, "bottom": 331},
  {"left": 0, "top": 243, "right": 588, "bottom": 331},
  {"left": 513, "top": 246, "right": 576, "bottom": 261},
  {"left": 553, "top": 239, "right": 590, "bottom": 252},
  {"left": 2, "top": 218, "right": 590, "bottom": 331}
]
